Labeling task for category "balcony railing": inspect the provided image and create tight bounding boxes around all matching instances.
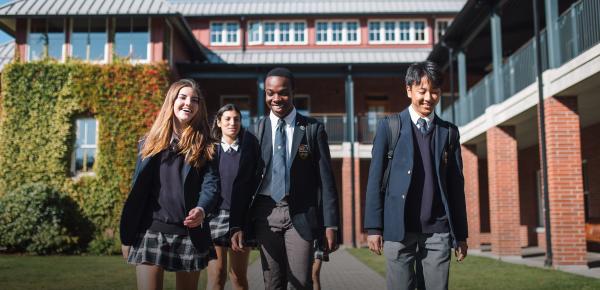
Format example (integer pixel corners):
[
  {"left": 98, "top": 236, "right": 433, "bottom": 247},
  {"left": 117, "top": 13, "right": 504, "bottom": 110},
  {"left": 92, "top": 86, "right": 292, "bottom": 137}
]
[
  {"left": 444, "top": 0, "right": 599, "bottom": 127},
  {"left": 311, "top": 113, "right": 346, "bottom": 144}
]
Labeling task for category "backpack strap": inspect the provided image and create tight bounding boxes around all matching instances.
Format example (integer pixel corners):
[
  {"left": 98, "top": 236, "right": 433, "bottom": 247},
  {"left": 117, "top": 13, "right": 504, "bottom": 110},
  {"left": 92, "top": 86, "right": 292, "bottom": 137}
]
[{"left": 381, "top": 114, "right": 402, "bottom": 194}]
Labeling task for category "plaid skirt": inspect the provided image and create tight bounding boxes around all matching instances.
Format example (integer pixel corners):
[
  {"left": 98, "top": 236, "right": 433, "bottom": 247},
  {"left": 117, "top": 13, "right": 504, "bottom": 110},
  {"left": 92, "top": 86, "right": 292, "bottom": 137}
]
[
  {"left": 209, "top": 209, "right": 231, "bottom": 246},
  {"left": 208, "top": 209, "right": 258, "bottom": 248},
  {"left": 127, "top": 230, "right": 216, "bottom": 272}
]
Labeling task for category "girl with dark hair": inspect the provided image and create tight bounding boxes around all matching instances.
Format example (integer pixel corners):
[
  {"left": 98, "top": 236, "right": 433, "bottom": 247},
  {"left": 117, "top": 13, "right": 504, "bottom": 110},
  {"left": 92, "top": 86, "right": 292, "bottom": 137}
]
[
  {"left": 120, "top": 79, "right": 220, "bottom": 290},
  {"left": 207, "top": 104, "right": 260, "bottom": 290}
]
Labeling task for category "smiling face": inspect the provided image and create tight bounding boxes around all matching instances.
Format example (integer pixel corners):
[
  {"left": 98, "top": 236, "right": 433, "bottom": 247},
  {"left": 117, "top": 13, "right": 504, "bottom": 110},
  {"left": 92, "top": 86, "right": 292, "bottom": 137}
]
[
  {"left": 217, "top": 109, "right": 241, "bottom": 141},
  {"left": 173, "top": 86, "right": 199, "bottom": 128},
  {"left": 406, "top": 76, "right": 441, "bottom": 117},
  {"left": 265, "top": 76, "right": 294, "bottom": 118}
]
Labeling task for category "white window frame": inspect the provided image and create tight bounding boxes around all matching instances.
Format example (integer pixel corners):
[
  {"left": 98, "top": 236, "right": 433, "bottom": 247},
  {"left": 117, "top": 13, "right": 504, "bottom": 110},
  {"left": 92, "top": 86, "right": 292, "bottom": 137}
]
[
  {"left": 315, "top": 19, "right": 361, "bottom": 45},
  {"left": 68, "top": 18, "right": 109, "bottom": 64},
  {"left": 209, "top": 21, "right": 240, "bottom": 46},
  {"left": 367, "top": 19, "right": 429, "bottom": 44},
  {"left": 246, "top": 20, "right": 308, "bottom": 45},
  {"left": 435, "top": 18, "right": 452, "bottom": 43},
  {"left": 111, "top": 17, "right": 151, "bottom": 64},
  {"left": 71, "top": 117, "right": 99, "bottom": 177},
  {"left": 26, "top": 18, "right": 67, "bottom": 62}
]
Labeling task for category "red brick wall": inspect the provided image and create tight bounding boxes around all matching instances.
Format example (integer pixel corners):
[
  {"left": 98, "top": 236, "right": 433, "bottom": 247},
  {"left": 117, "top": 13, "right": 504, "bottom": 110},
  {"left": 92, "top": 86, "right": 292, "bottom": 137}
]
[
  {"left": 487, "top": 126, "right": 521, "bottom": 256},
  {"left": 150, "top": 18, "right": 165, "bottom": 63},
  {"left": 518, "top": 145, "right": 541, "bottom": 246},
  {"left": 542, "top": 96, "right": 586, "bottom": 265},
  {"left": 462, "top": 144, "right": 481, "bottom": 249}
]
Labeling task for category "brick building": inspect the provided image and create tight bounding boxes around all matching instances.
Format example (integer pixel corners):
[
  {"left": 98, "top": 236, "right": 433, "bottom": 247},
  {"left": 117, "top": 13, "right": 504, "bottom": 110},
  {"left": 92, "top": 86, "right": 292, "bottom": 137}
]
[
  {"left": 429, "top": 0, "right": 600, "bottom": 267},
  {"left": 0, "top": 0, "right": 465, "bottom": 247}
]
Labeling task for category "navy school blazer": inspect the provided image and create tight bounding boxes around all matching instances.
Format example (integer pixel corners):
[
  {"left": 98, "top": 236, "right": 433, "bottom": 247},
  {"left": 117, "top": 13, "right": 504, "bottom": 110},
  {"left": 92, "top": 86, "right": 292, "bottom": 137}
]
[
  {"left": 363, "top": 107, "right": 468, "bottom": 246},
  {"left": 119, "top": 142, "right": 221, "bottom": 253},
  {"left": 231, "top": 113, "right": 340, "bottom": 242}
]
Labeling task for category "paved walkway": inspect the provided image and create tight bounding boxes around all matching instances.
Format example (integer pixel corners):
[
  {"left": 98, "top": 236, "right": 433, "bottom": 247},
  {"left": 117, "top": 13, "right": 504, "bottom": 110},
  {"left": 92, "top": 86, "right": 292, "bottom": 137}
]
[{"left": 223, "top": 248, "right": 385, "bottom": 290}]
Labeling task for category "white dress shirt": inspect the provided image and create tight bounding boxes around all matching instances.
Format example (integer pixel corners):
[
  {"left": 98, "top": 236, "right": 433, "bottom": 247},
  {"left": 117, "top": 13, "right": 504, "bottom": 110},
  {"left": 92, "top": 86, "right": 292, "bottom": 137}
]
[
  {"left": 408, "top": 105, "right": 435, "bottom": 130},
  {"left": 221, "top": 137, "right": 240, "bottom": 152}
]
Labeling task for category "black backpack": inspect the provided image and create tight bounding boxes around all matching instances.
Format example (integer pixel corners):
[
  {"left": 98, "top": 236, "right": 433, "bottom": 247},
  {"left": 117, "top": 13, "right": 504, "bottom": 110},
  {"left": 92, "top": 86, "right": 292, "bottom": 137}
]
[{"left": 380, "top": 114, "right": 457, "bottom": 194}]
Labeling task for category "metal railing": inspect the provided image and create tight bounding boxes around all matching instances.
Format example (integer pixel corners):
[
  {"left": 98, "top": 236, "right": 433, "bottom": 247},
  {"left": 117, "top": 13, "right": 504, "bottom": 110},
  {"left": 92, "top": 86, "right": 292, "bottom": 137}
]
[
  {"left": 444, "top": 0, "right": 600, "bottom": 127},
  {"left": 558, "top": 0, "right": 600, "bottom": 65},
  {"left": 311, "top": 113, "right": 346, "bottom": 144}
]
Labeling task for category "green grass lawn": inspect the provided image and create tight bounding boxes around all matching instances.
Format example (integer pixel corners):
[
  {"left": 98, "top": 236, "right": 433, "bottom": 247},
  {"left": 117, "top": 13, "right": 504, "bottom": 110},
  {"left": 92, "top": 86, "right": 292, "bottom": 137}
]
[
  {"left": 0, "top": 251, "right": 260, "bottom": 290},
  {"left": 347, "top": 248, "right": 600, "bottom": 290}
]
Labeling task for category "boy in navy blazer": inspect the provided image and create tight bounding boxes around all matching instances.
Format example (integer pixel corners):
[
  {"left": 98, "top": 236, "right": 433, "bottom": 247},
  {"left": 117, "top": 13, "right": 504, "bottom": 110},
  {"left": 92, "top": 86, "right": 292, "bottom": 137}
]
[{"left": 364, "top": 61, "right": 468, "bottom": 290}]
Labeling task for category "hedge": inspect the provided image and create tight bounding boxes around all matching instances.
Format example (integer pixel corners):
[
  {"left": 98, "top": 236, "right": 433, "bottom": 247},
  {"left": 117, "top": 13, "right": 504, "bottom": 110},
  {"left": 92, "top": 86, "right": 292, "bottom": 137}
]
[{"left": 0, "top": 60, "right": 170, "bottom": 251}]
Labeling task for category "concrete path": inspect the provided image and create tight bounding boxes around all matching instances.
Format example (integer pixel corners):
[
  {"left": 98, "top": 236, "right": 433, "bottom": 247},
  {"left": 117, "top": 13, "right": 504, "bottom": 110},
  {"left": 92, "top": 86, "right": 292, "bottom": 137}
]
[{"left": 223, "top": 248, "right": 385, "bottom": 290}]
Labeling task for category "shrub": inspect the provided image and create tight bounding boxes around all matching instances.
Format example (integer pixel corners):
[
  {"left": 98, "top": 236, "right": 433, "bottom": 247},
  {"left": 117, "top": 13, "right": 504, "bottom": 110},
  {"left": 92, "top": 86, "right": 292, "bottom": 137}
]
[{"left": 0, "top": 183, "right": 93, "bottom": 254}]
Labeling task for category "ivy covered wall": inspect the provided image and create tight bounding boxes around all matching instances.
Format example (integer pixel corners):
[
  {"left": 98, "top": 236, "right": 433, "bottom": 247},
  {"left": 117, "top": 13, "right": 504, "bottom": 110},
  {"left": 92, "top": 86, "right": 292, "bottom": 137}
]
[{"left": 0, "top": 61, "right": 170, "bottom": 246}]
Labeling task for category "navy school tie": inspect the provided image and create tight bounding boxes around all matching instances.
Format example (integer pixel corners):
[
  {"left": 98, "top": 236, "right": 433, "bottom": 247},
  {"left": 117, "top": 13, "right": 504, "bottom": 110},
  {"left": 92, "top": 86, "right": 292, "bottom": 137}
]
[
  {"left": 271, "top": 118, "right": 287, "bottom": 202},
  {"left": 417, "top": 118, "right": 428, "bottom": 134}
]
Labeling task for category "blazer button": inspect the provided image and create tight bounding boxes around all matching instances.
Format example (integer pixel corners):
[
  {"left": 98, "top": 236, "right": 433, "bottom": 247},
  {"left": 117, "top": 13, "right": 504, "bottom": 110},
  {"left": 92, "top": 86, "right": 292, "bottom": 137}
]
[
  {"left": 402, "top": 195, "right": 405, "bottom": 199},
  {"left": 407, "top": 170, "right": 411, "bottom": 175}
]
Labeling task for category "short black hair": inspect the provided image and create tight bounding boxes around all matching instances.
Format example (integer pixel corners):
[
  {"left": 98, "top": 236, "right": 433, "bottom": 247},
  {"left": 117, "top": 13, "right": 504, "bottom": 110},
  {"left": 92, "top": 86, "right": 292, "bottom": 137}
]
[
  {"left": 266, "top": 67, "right": 295, "bottom": 91},
  {"left": 405, "top": 61, "right": 443, "bottom": 89}
]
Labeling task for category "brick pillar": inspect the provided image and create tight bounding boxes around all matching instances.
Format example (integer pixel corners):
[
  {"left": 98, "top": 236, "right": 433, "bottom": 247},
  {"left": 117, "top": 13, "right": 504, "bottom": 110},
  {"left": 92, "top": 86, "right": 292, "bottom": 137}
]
[
  {"left": 353, "top": 158, "right": 365, "bottom": 247},
  {"left": 487, "top": 126, "right": 521, "bottom": 256},
  {"left": 341, "top": 156, "right": 354, "bottom": 246},
  {"left": 462, "top": 144, "right": 481, "bottom": 249},
  {"left": 543, "top": 96, "right": 586, "bottom": 266}
]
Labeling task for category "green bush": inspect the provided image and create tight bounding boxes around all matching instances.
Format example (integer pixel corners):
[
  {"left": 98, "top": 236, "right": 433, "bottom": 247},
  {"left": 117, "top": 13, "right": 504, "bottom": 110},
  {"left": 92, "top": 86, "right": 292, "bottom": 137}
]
[{"left": 0, "top": 183, "right": 93, "bottom": 254}]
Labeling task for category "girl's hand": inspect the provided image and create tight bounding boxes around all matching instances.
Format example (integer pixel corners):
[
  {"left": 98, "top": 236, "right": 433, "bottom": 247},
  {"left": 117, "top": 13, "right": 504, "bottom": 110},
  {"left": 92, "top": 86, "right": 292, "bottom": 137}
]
[
  {"left": 183, "top": 207, "right": 205, "bottom": 228},
  {"left": 121, "top": 245, "right": 130, "bottom": 260}
]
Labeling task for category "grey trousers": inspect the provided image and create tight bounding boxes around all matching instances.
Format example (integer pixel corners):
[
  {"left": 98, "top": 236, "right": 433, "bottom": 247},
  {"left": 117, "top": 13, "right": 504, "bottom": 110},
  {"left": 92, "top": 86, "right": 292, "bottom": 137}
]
[
  {"left": 383, "top": 232, "right": 451, "bottom": 290},
  {"left": 253, "top": 196, "right": 314, "bottom": 290}
]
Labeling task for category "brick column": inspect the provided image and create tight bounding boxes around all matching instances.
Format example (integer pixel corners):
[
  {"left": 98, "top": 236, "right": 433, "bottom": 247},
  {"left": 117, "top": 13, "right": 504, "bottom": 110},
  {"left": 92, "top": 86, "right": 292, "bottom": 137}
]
[
  {"left": 341, "top": 156, "right": 354, "bottom": 246},
  {"left": 487, "top": 126, "right": 521, "bottom": 256},
  {"left": 342, "top": 155, "right": 362, "bottom": 246},
  {"left": 462, "top": 144, "right": 481, "bottom": 249},
  {"left": 543, "top": 96, "right": 586, "bottom": 266}
]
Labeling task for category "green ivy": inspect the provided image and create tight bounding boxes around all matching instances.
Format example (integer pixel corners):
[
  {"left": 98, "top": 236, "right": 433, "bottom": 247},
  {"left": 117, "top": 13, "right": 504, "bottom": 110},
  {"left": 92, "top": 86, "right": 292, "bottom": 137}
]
[{"left": 0, "top": 60, "right": 170, "bottom": 250}]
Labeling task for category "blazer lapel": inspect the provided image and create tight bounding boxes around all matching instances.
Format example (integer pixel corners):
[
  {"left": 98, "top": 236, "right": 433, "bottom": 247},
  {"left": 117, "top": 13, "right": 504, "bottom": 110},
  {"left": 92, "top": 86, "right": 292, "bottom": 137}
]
[
  {"left": 181, "top": 162, "right": 192, "bottom": 186},
  {"left": 262, "top": 118, "right": 273, "bottom": 167},
  {"left": 132, "top": 157, "right": 151, "bottom": 184},
  {"left": 289, "top": 113, "right": 305, "bottom": 162},
  {"left": 434, "top": 116, "right": 449, "bottom": 172},
  {"left": 400, "top": 109, "right": 414, "bottom": 163}
]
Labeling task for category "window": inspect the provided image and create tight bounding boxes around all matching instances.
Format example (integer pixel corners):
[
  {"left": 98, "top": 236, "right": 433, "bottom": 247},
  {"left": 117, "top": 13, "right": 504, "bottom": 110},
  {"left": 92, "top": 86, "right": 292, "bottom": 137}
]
[
  {"left": 248, "top": 21, "right": 306, "bottom": 45},
  {"left": 226, "top": 22, "right": 238, "bottom": 43},
  {"left": 72, "top": 117, "right": 97, "bottom": 175},
  {"left": 71, "top": 18, "right": 106, "bottom": 62},
  {"left": 399, "top": 21, "right": 411, "bottom": 41},
  {"left": 210, "top": 21, "right": 239, "bottom": 45},
  {"left": 114, "top": 17, "right": 149, "bottom": 61},
  {"left": 315, "top": 20, "right": 360, "bottom": 44},
  {"left": 384, "top": 21, "right": 395, "bottom": 41},
  {"left": 369, "top": 19, "right": 428, "bottom": 44},
  {"left": 248, "top": 21, "right": 261, "bottom": 43},
  {"left": 369, "top": 22, "right": 381, "bottom": 42},
  {"left": 436, "top": 19, "right": 451, "bottom": 43},
  {"left": 29, "top": 19, "right": 64, "bottom": 61},
  {"left": 332, "top": 22, "right": 343, "bottom": 42},
  {"left": 347, "top": 22, "right": 358, "bottom": 42},
  {"left": 316, "top": 22, "right": 328, "bottom": 42},
  {"left": 293, "top": 22, "right": 305, "bottom": 42},
  {"left": 414, "top": 21, "right": 426, "bottom": 41},
  {"left": 263, "top": 22, "right": 276, "bottom": 43},
  {"left": 279, "top": 22, "right": 290, "bottom": 43}
]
